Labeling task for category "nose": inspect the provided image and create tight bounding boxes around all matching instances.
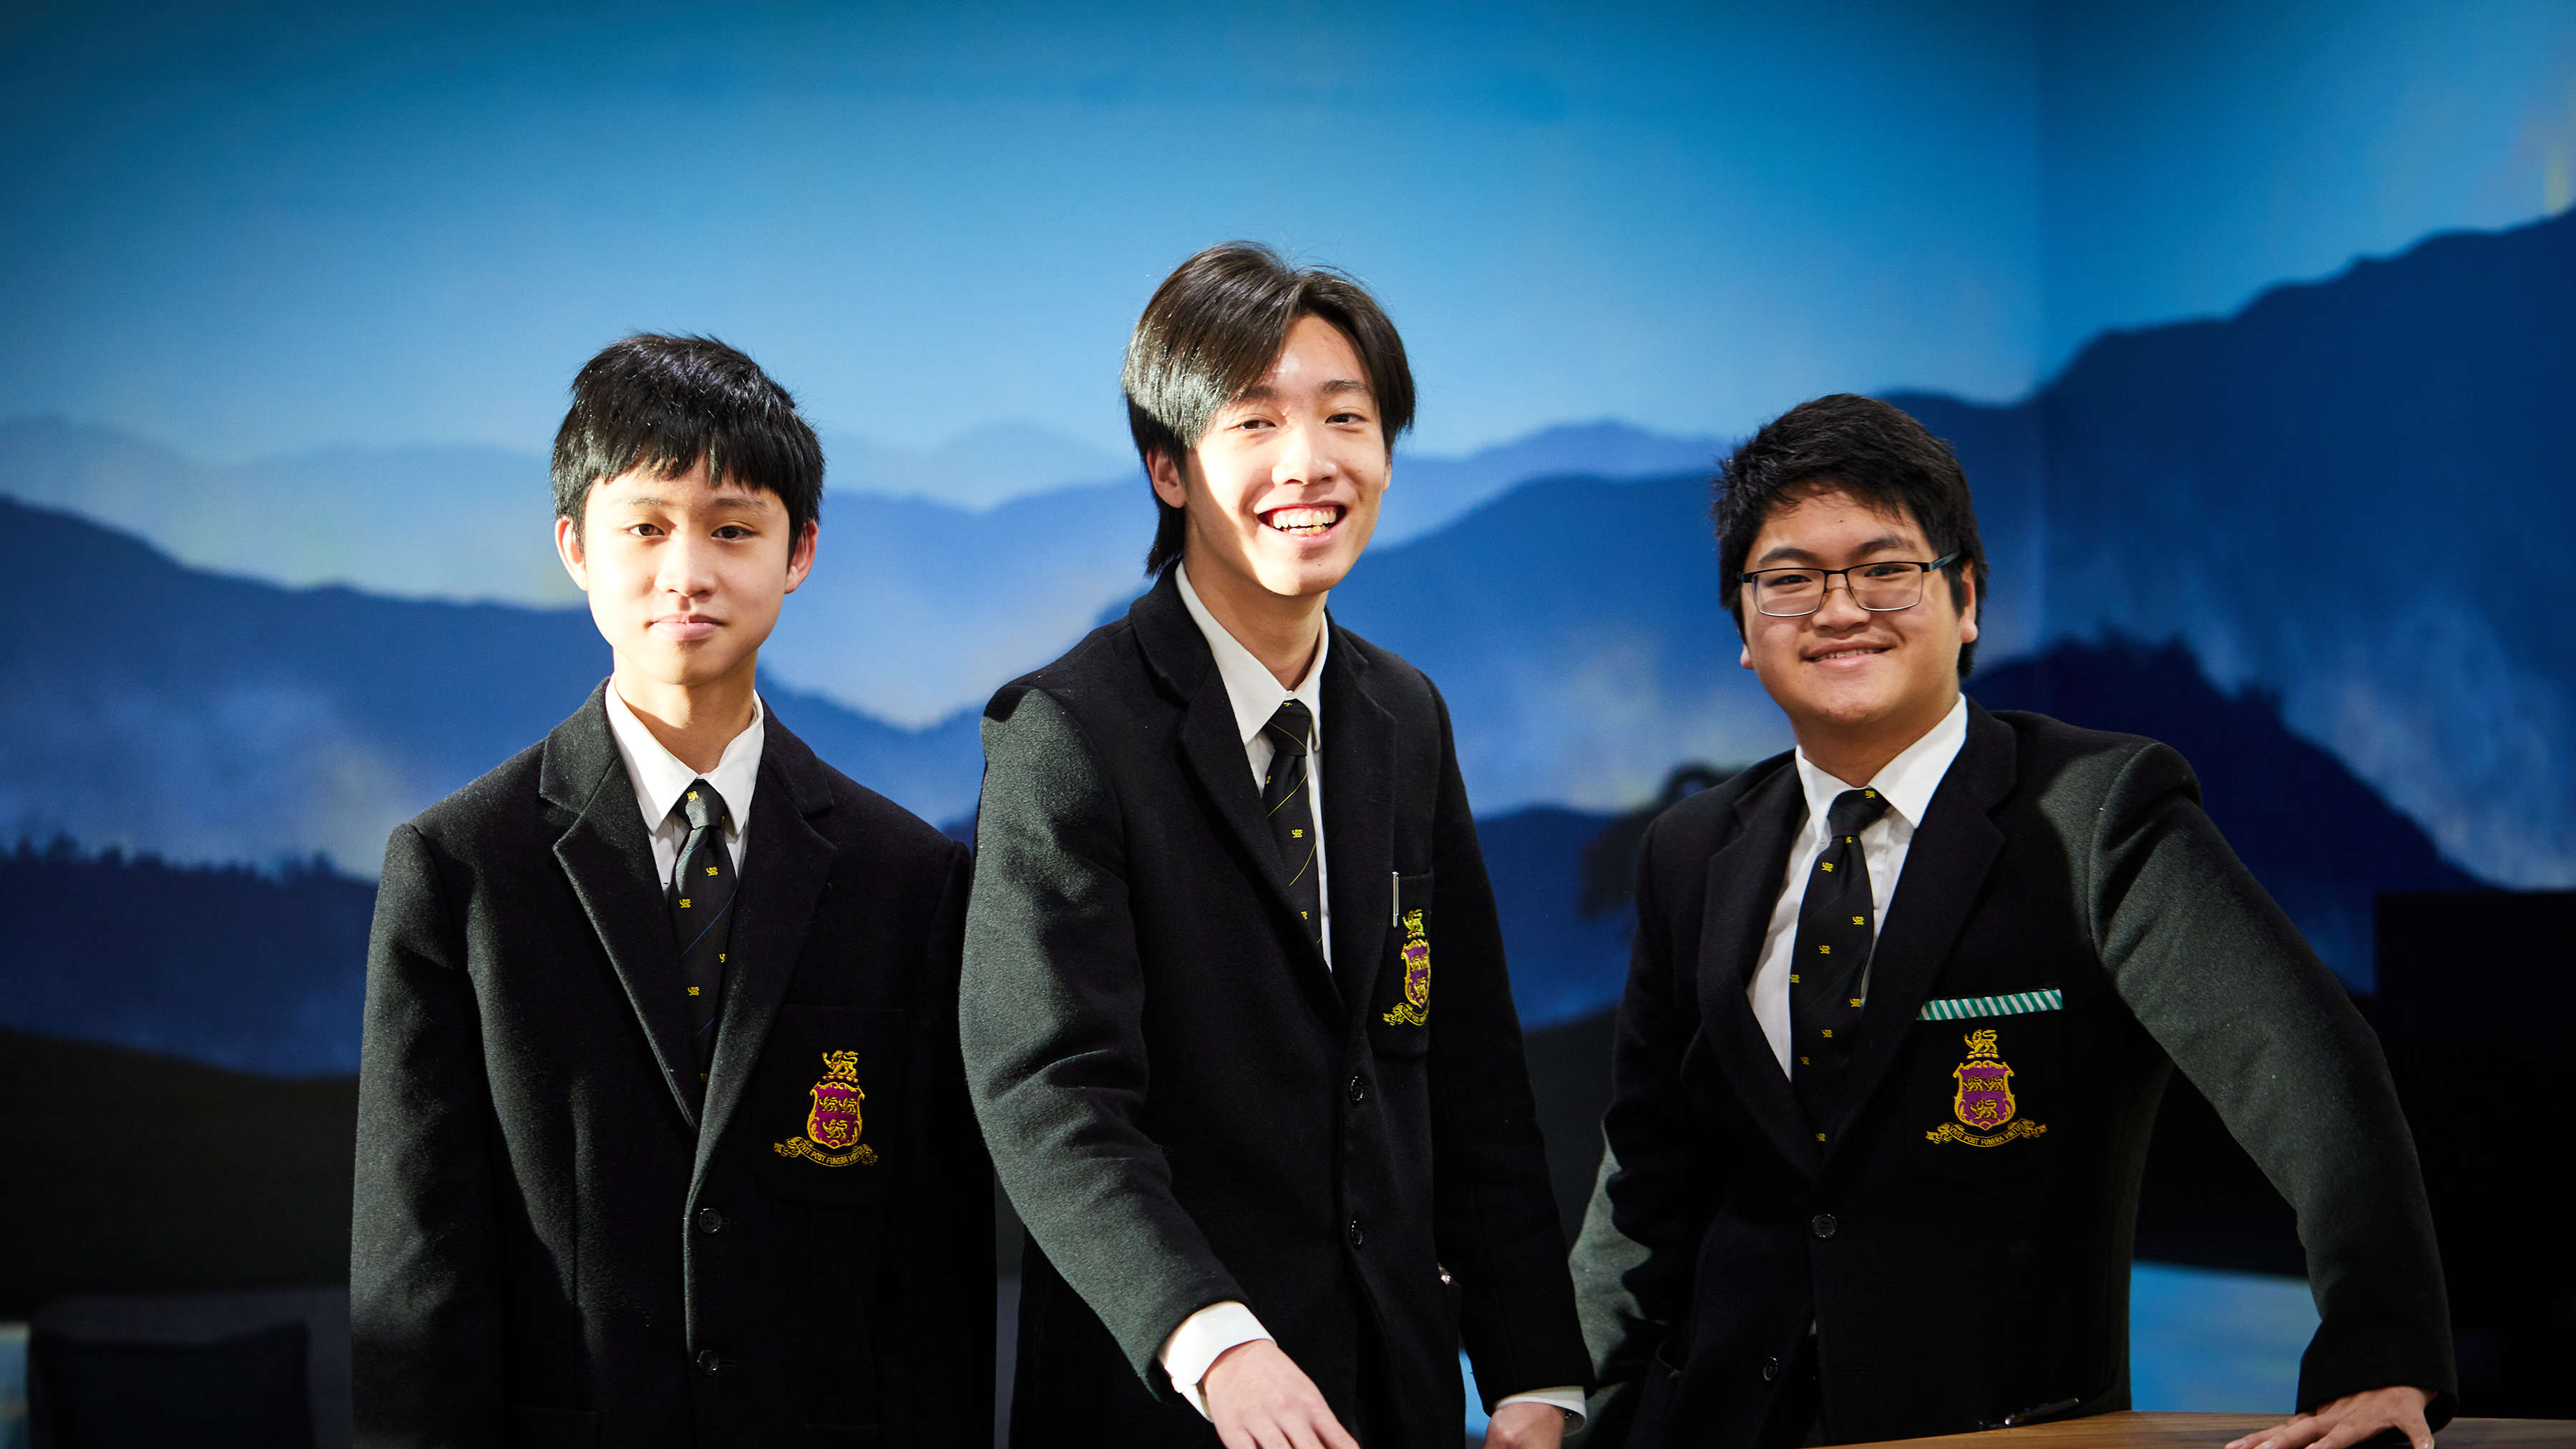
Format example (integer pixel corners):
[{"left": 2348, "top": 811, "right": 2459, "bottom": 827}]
[
  {"left": 1273, "top": 418, "right": 1336, "bottom": 490},
  {"left": 657, "top": 532, "right": 719, "bottom": 598},
  {"left": 1811, "top": 572, "right": 1872, "bottom": 627}
]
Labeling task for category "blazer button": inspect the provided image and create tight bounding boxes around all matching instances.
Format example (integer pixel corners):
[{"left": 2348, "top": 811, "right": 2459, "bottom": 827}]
[
  {"left": 1347, "top": 1219, "right": 1366, "bottom": 1249},
  {"left": 1762, "top": 1357, "right": 1783, "bottom": 1383},
  {"left": 696, "top": 1207, "right": 725, "bottom": 1235},
  {"left": 1347, "top": 1075, "right": 1369, "bottom": 1106},
  {"left": 1810, "top": 1213, "right": 1838, "bottom": 1239},
  {"left": 696, "top": 1349, "right": 724, "bottom": 1375}
]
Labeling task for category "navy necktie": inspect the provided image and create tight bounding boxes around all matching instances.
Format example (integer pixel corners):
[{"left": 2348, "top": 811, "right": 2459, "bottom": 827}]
[
  {"left": 1788, "top": 786, "right": 1890, "bottom": 1140},
  {"left": 667, "top": 779, "right": 738, "bottom": 1088}
]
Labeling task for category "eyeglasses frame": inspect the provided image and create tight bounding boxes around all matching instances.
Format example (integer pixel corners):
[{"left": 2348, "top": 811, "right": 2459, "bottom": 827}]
[{"left": 1735, "top": 551, "right": 1963, "bottom": 618}]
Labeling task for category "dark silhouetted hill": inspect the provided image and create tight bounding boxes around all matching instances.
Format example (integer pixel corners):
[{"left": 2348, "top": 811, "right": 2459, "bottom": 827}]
[
  {"left": 1904, "top": 208, "right": 2576, "bottom": 889},
  {"left": 0, "top": 841, "right": 373, "bottom": 1073},
  {"left": 1970, "top": 636, "right": 2486, "bottom": 987}
]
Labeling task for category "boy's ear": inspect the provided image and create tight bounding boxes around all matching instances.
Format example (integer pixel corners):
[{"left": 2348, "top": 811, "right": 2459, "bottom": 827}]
[
  {"left": 554, "top": 514, "right": 590, "bottom": 593},
  {"left": 1146, "top": 449, "right": 1192, "bottom": 509},
  {"left": 1958, "top": 570, "right": 1980, "bottom": 645},
  {"left": 783, "top": 517, "right": 819, "bottom": 595}
]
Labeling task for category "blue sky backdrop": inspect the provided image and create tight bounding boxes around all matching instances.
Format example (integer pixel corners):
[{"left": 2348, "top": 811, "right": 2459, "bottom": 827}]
[{"left": 6, "top": 0, "right": 2567, "bottom": 481}]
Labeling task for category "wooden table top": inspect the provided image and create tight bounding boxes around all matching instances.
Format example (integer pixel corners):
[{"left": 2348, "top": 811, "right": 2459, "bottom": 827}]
[{"left": 1840, "top": 1411, "right": 2573, "bottom": 1447}]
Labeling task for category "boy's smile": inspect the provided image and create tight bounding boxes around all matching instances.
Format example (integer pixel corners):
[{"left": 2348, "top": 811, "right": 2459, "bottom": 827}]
[{"left": 555, "top": 457, "right": 816, "bottom": 726}]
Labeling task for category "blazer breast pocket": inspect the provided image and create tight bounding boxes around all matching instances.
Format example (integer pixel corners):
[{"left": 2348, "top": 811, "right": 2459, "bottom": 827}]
[
  {"left": 1901, "top": 987, "right": 2062, "bottom": 1183},
  {"left": 751, "top": 1004, "right": 906, "bottom": 1206},
  {"left": 1365, "top": 870, "right": 1435, "bottom": 1059}
]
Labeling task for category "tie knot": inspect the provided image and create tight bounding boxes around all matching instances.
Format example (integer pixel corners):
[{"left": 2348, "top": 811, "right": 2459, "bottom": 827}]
[
  {"left": 674, "top": 779, "right": 730, "bottom": 834},
  {"left": 1263, "top": 700, "right": 1313, "bottom": 758},
  {"left": 1826, "top": 787, "right": 1890, "bottom": 836}
]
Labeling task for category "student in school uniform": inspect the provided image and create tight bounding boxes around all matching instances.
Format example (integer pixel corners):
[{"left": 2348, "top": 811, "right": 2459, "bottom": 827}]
[
  {"left": 352, "top": 334, "right": 990, "bottom": 1447},
  {"left": 960, "top": 243, "right": 1591, "bottom": 1449},
  {"left": 1570, "top": 394, "right": 2454, "bottom": 1449}
]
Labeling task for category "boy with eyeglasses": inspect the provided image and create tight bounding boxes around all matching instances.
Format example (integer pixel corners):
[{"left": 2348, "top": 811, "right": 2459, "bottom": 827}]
[{"left": 1569, "top": 394, "right": 2453, "bottom": 1449}]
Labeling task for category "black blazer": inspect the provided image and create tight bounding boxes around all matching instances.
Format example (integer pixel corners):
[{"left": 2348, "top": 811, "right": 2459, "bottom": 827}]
[
  {"left": 1571, "top": 702, "right": 2454, "bottom": 1447},
  {"left": 962, "top": 570, "right": 1589, "bottom": 1447},
  {"left": 351, "top": 686, "right": 991, "bottom": 1448}
]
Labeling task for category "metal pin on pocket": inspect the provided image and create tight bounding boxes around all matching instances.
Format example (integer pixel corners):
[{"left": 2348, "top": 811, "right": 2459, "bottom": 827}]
[{"left": 1391, "top": 871, "right": 1400, "bottom": 927}]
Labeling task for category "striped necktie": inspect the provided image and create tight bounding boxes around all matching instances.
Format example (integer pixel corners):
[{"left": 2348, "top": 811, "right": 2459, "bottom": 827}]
[{"left": 1260, "top": 700, "right": 1322, "bottom": 949}]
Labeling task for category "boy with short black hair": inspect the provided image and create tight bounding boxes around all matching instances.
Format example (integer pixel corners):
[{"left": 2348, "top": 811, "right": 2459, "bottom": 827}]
[
  {"left": 1571, "top": 394, "right": 2452, "bottom": 1448},
  {"left": 353, "top": 334, "right": 990, "bottom": 1446},
  {"left": 963, "top": 245, "right": 1590, "bottom": 1449}
]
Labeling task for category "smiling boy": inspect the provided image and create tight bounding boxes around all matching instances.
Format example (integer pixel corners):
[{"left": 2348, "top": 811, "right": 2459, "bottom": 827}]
[
  {"left": 352, "top": 335, "right": 990, "bottom": 1447},
  {"left": 1569, "top": 394, "right": 2454, "bottom": 1448},
  {"left": 962, "top": 244, "right": 1589, "bottom": 1448}
]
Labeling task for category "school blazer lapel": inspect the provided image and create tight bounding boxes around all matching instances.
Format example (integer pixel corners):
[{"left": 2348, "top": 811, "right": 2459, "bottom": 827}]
[
  {"left": 1829, "top": 702, "right": 2015, "bottom": 1134},
  {"left": 1320, "top": 621, "right": 1397, "bottom": 1024},
  {"left": 693, "top": 721, "right": 837, "bottom": 1192},
  {"left": 542, "top": 686, "right": 703, "bottom": 1133},
  {"left": 1133, "top": 572, "right": 1345, "bottom": 1024},
  {"left": 1691, "top": 762, "right": 1820, "bottom": 1179}
]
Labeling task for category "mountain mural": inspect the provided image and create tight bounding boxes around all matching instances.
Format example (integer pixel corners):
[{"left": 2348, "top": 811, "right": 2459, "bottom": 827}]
[
  {"left": 0, "top": 494, "right": 980, "bottom": 870},
  {"left": 0, "top": 416, "right": 1721, "bottom": 730},
  {"left": 1896, "top": 208, "right": 2576, "bottom": 887},
  {"left": 6, "top": 209, "right": 2566, "bottom": 916},
  {"left": 1, "top": 633, "right": 2484, "bottom": 1078}
]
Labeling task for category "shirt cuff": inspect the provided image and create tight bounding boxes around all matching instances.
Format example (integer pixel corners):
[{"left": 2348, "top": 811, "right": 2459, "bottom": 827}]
[
  {"left": 1497, "top": 1386, "right": 1587, "bottom": 1425},
  {"left": 1158, "top": 1301, "right": 1274, "bottom": 1421}
]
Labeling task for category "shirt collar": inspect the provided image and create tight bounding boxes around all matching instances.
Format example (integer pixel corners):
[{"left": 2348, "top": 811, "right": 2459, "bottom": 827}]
[
  {"left": 1792, "top": 693, "right": 1968, "bottom": 834},
  {"left": 603, "top": 682, "right": 766, "bottom": 835},
  {"left": 1175, "top": 562, "right": 1329, "bottom": 749}
]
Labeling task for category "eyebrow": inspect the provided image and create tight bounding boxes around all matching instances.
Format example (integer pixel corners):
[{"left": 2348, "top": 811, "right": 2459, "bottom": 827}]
[
  {"left": 605, "top": 487, "right": 774, "bottom": 512},
  {"left": 1231, "top": 379, "right": 1375, "bottom": 406},
  {"left": 1751, "top": 533, "right": 1918, "bottom": 567}
]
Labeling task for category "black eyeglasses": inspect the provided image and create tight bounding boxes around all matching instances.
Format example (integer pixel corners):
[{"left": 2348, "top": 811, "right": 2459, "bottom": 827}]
[{"left": 1737, "top": 552, "right": 1961, "bottom": 617}]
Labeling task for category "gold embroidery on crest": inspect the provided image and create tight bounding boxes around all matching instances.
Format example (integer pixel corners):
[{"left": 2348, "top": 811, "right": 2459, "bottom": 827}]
[
  {"left": 1925, "top": 1028, "right": 2049, "bottom": 1147},
  {"left": 774, "top": 1050, "right": 879, "bottom": 1166},
  {"left": 1382, "top": 908, "right": 1432, "bottom": 1027}
]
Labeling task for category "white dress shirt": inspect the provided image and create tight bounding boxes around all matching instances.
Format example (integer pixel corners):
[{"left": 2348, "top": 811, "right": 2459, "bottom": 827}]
[
  {"left": 1160, "top": 566, "right": 1581, "bottom": 1427},
  {"left": 1748, "top": 695, "right": 1968, "bottom": 1075},
  {"left": 602, "top": 683, "right": 764, "bottom": 892}
]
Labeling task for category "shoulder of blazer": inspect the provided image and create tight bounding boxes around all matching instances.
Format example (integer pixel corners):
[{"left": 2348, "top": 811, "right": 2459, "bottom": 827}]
[
  {"left": 765, "top": 710, "right": 967, "bottom": 872},
  {"left": 1979, "top": 705, "right": 2197, "bottom": 818},
  {"left": 402, "top": 724, "right": 560, "bottom": 865},
  {"left": 1325, "top": 620, "right": 1439, "bottom": 728},
  {"left": 1646, "top": 748, "right": 1795, "bottom": 864},
  {"left": 985, "top": 609, "right": 1154, "bottom": 723}
]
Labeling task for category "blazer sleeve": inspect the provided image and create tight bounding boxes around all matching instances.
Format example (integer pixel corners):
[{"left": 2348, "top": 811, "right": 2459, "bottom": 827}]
[
  {"left": 350, "top": 823, "right": 506, "bottom": 1446},
  {"left": 913, "top": 840, "right": 997, "bottom": 1442},
  {"left": 2083, "top": 741, "right": 2457, "bottom": 1423},
  {"left": 960, "top": 685, "right": 1243, "bottom": 1387},
  {"left": 1569, "top": 811, "right": 1731, "bottom": 1443},
  {"left": 1421, "top": 680, "right": 1594, "bottom": 1407}
]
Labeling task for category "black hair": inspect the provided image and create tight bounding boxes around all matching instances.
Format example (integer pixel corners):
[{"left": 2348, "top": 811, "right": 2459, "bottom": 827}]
[
  {"left": 1711, "top": 394, "right": 1988, "bottom": 677},
  {"left": 1123, "top": 242, "right": 1415, "bottom": 576},
  {"left": 552, "top": 333, "right": 824, "bottom": 546}
]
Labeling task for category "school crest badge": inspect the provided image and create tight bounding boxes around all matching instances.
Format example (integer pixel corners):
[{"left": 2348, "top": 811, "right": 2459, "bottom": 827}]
[
  {"left": 1382, "top": 909, "right": 1431, "bottom": 1027},
  {"left": 774, "top": 1050, "right": 879, "bottom": 1167},
  {"left": 1925, "top": 1028, "right": 2047, "bottom": 1147}
]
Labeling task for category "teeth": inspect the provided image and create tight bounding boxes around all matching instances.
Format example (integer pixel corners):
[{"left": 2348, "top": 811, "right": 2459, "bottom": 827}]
[{"left": 1267, "top": 506, "right": 1340, "bottom": 534}]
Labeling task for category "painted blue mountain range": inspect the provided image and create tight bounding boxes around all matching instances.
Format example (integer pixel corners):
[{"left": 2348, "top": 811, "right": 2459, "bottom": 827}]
[
  {"left": 1895, "top": 208, "right": 2576, "bottom": 887},
  {"left": 0, "top": 630, "right": 2483, "bottom": 1073}
]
